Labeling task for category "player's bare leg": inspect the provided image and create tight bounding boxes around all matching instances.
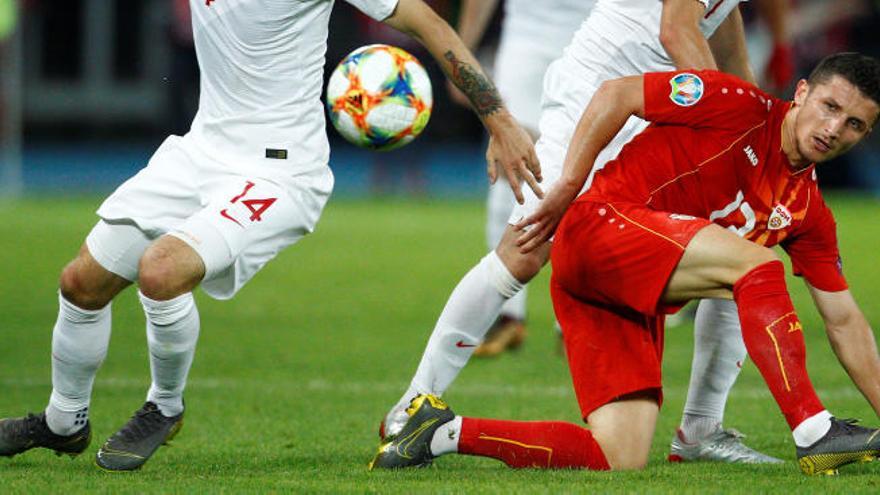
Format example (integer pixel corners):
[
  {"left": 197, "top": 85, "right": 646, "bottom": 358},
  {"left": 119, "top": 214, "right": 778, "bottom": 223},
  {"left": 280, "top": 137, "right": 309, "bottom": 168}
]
[
  {"left": 383, "top": 225, "right": 550, "bottom": 438},
  {"left": 665, "top": 224, "right": 880, "bottom": 474},
  {"left": 137, "top": 235, "right": 206, "bottom": 300},
  {"left": 96, "top": 235, "right": 203, "bottom": 471},
  {"left": 61, "top": 243, "right": 133, "bottom": 310},
  {"left": 588, "top": 393, "right": 659, "bottom": 470},
  {"left": 1, "top": 244, "right": 130, "bottom": 458}
]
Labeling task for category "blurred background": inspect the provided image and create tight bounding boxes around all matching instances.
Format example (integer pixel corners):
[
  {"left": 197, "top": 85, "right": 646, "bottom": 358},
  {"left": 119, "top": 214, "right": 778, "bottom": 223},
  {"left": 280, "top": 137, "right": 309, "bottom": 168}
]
[{"left": 1, "top": 0, "right": 880, "bottom": 200}]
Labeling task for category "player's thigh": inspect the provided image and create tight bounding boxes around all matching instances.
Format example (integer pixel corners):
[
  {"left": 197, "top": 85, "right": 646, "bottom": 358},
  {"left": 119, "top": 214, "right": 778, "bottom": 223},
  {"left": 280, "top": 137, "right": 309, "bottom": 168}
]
[
  {"left": 587, "top": 394, "right": 660, "bottom": 470},
  {"left": 552, "top": 279, "right": 665, "bottom": 427},
  {"left": 551, "top": 201, "right": 710, "bottom": 315},
  {"left": 171, "top": 172, "right": 331, "bottom": 300},
  {"left": 663, "top": 224, "right": 779, "bottom": 304},
  {"left": 83, "top": 220, "right": 153, "bottom": 284}
]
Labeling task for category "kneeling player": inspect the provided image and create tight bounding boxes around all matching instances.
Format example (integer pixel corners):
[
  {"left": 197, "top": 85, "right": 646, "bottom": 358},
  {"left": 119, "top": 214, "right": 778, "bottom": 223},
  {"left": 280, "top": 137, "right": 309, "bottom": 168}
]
[{"left": 371, "top": 52, "right": 880, "bottom": 475}]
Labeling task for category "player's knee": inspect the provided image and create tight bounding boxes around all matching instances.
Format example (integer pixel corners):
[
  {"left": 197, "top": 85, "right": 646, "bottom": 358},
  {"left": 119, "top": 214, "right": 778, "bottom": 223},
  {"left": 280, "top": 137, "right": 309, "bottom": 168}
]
[
  {"left": 138, "top": 245, "right": 192, "bottom": 301},
  {"left": 496, "top": 240, "right": 547, "bottom": 283},
  {"left": 736, "top": 245, "right": 780, "bottom": 279},
  {"left": 138, "top": 238, "right": 205, "bottom": 301},
  {"left": 59, "top": 260, "right": 111, "bottom": 310},
  {"left": 590, "top": 424, "right": 650, "bottom": 470}
]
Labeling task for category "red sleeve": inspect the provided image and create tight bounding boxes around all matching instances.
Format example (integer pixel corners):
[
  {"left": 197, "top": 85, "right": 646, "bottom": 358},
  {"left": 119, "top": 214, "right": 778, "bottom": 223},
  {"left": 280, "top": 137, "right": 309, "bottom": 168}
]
[
  {"left": 781, "top": 190, "right": 848, "bottom": 292},
  {"left": 643, "top": 70, "right": 774, "bottom": 131}
]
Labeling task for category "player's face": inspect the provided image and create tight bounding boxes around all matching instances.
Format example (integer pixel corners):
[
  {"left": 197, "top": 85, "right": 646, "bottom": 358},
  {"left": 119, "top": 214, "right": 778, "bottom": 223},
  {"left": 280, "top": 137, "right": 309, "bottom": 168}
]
[{"left": 792, "top": 75, "right": 878, "bottom": 164}]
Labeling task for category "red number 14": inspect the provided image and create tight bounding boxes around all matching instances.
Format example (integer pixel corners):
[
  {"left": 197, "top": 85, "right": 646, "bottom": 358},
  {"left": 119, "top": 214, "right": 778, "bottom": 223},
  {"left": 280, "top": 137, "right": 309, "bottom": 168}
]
[{"left": 220, "top": 180, "right": 277, "bottom": 227}]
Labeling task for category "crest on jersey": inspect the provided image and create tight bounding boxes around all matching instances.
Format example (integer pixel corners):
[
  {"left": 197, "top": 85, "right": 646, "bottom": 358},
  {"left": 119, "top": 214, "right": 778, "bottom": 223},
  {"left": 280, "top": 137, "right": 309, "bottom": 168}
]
[
  {"left": 767, "top": 204, "right": 793, "bottom": 230},
  {"left": 669, "top": 73, "right": 704, "bottom": 107}
]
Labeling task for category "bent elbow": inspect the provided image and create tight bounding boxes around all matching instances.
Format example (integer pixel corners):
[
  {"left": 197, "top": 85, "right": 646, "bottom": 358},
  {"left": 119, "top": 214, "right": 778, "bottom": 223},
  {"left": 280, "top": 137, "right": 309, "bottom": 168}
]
[{"left": 658, "top": 26, "right": 682, "bottom": 55}]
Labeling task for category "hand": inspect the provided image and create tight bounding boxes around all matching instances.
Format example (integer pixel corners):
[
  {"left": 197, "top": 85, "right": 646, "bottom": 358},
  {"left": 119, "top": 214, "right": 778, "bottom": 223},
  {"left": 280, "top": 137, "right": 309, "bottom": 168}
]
[
  {"left": 766, "top": 42, "right": 794, "bottom": 93},
  {"left": 485, "top": 114, "right": 542, "bottom": 204},
  {"left": 446, "top": 79, "right": 472, "bottom": 108},
  {"left": 514, "top": 181, "right": 580, "bottom": 253}
]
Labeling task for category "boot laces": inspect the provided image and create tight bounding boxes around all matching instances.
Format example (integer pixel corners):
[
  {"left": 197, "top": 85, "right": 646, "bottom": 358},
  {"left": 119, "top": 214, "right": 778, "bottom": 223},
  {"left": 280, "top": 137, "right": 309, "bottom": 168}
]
[{"left": 117, "top": 404, "right": 167, "bottom": 443}]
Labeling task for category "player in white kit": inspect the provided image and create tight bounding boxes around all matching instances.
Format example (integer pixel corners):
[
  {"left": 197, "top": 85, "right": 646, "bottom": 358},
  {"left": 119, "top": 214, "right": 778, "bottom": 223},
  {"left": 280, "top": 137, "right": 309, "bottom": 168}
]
[
  {"left": 0, "top": 0, "right": 541, "bottom": 471},
  {"left": 381, "top": 0, "right": 782, "bottom": 464},
  {"left": 450, "top": 0, "right": 595, "bottom": 356}
]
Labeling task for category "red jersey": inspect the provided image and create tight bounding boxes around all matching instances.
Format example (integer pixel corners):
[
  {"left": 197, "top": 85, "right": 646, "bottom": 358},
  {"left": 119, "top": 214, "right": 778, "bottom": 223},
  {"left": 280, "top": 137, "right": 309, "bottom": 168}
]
[{"left": 582, "top": 70, "right": 846, "bottom": 291}]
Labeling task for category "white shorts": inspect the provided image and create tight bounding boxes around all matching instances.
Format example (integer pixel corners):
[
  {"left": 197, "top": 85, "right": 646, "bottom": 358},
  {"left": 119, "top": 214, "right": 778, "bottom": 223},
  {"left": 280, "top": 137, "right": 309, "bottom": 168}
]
[
  {"left": 494, "top": 37, "right": 562, "bottom": 132},
  {"left": 508, "top": 61, "right": 650, "bottom": 225},
  {"left": 90, "top": 135, "right": 333, "bottom": 300}
]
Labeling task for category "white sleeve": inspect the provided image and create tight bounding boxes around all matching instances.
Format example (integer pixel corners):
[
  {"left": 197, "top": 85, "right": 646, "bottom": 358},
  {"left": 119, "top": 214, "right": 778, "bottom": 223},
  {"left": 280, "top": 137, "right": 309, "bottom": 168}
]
[{"left": 344, "top": 0, "right": 399, "bottom": 21}]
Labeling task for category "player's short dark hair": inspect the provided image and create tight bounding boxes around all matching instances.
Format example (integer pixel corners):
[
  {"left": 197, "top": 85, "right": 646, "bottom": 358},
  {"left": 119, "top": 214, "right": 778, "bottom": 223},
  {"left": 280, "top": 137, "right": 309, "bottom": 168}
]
[{"left": 808, "top": 52, "right": 880, "bottom": 109}]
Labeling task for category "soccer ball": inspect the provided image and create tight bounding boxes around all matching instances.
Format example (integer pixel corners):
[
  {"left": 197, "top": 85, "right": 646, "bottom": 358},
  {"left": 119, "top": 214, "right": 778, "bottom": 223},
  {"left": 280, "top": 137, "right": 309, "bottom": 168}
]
[{"left": 326, "top": 44, "right": 433, "bottom": 151}]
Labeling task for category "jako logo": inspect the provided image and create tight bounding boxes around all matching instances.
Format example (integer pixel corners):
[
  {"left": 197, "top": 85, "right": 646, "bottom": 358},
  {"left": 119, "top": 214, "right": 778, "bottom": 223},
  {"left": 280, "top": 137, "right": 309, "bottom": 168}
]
[{"left": 743, "top": 145, "right": 758, "bottom": 166}]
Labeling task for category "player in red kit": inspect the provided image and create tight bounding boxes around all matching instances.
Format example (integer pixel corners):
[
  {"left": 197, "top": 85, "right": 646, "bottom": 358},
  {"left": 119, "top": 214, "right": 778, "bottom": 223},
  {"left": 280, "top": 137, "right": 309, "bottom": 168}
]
[{"left": 371, "top": 52, "right": 880, "bottom": 475}]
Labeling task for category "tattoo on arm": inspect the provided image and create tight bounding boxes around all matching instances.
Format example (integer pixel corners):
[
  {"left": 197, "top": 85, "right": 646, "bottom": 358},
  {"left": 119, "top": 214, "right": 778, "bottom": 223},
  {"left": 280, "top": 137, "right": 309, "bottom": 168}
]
[{"left": 444, "top": 51, "right": 502, "bottom": 117}]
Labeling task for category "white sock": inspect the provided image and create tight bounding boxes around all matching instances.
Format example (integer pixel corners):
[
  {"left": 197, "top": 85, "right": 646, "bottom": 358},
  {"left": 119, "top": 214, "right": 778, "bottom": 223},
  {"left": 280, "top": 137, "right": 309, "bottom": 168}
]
[
  {"left": 680, "top": 414, "right": 721, "bottom": 442},
  {"left": 396, "top": 251, "right": 522, "bottom": 412},
  {"left": 430, "top": 416, "right": 463, "bottom": 456},
  {"left": 681, "top": 299, "right": 746, "bottom": 437},
  {"left": 499, "top": 289, "right": 527, "bottom": 321},
  {"left": 793, "top": 410, "right": 833, "bottom": 448},
  {"left": 140, "top": 291, "right": 200, "bottom": 418},
  {"left": 45, "top": 293, "right": 111, "bottom": 436}
]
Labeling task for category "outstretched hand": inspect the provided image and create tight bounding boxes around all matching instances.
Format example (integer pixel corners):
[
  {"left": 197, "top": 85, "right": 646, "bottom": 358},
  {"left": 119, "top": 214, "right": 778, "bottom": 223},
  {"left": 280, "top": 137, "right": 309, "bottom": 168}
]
[
  {"left": 486, "top": 118, "right": 543, "bottom": 204},
  {"left": 514, "top": 182, "right": 580, "bottom": 253}
]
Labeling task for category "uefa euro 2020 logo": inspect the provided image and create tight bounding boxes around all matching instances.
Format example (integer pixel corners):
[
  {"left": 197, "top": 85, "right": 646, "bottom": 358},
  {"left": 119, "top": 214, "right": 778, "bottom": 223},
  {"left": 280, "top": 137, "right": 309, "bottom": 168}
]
[{"left": 669, "top": 73, "right": 704, "bottom": 107}]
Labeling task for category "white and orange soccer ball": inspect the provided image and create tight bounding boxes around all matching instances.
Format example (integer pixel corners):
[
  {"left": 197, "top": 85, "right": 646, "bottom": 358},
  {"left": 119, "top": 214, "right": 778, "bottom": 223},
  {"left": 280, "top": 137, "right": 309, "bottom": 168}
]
[{"left": 326, "top": 44, "right": 433, "bottom": 151}]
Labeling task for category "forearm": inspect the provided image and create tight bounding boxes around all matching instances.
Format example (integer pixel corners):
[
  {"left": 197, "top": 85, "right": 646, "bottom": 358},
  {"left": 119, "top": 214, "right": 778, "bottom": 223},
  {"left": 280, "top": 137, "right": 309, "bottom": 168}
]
[
  {"left": 708, "top": 8, "right": 756, "bottom": 83},
  {"left": 660, "top": 0, "right": 718, "bottom": 71},
  {"left": 385, "top": 0, "right": 507, "bottom": 122},
  {"left": 456, "top": 0, "right": 501, "bottom": 51},
  {"left": 558, "top": 78, "right": 643, "bottom": 193},
  {"left": 827, "top": 319, "right": 880, "bottom": 418}
]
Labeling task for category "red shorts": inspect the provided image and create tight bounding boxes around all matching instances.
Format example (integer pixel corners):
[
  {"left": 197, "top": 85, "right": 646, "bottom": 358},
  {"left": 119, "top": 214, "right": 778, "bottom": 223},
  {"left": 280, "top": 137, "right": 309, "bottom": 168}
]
[{"left": 550, "top": 200, "right": 711, "bottom": 418}]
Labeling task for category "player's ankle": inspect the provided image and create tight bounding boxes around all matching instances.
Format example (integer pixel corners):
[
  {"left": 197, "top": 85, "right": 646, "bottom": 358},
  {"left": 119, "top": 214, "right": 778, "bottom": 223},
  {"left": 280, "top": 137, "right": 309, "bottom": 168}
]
[
  {"left": 429, "top": 416, "right": 462, "bottom": 456},
  {"left": 679, "top": 413, "right": 721, "bottom": 442},
  {"left": 792, "top": 410, "right": 832, "bottom": 447}
]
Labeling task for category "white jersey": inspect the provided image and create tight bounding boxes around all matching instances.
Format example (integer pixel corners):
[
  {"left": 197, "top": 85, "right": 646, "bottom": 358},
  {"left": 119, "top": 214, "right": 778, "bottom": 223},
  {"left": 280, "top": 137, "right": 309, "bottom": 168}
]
[
  {"left": 562, "top": 0, "right": 746, "bottom": 85},
  {"left": 187, "top": 0, "right": 398, "bottom": 178},
  {"left": 509, "top": 0, "right": 747, "bottom": 223},
  {"left": 500, "top": 0, "right": 594, "bottom": 56},
  {"left": 493, "top": 0, "right": 595, "bottom": 130}
]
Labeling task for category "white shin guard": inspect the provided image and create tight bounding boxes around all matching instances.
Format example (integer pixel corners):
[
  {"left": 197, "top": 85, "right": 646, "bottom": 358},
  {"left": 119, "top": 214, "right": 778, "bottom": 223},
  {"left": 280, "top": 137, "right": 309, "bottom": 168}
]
[
  {"left": 46, "top": 293, "right": 111, "bottom": 436},
  {"left": 140, "top": 291, "right": 200, "bottom": 417}
]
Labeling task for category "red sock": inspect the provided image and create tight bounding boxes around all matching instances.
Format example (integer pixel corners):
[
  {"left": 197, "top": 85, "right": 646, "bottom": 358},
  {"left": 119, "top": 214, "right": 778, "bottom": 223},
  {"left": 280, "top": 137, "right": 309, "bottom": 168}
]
[
  {"left": 733, "top": 260, "right": 824, "bottom": 429},
  {"left": 458, "top": 417, "right": 610, "bottom": 470}
]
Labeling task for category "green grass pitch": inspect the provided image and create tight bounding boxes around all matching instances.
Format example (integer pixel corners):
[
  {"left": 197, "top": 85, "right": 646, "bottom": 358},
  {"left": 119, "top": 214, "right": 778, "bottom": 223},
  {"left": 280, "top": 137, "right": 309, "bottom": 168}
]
[{"left": 2, "top": 194, "right": 880, "bottom": 493}]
